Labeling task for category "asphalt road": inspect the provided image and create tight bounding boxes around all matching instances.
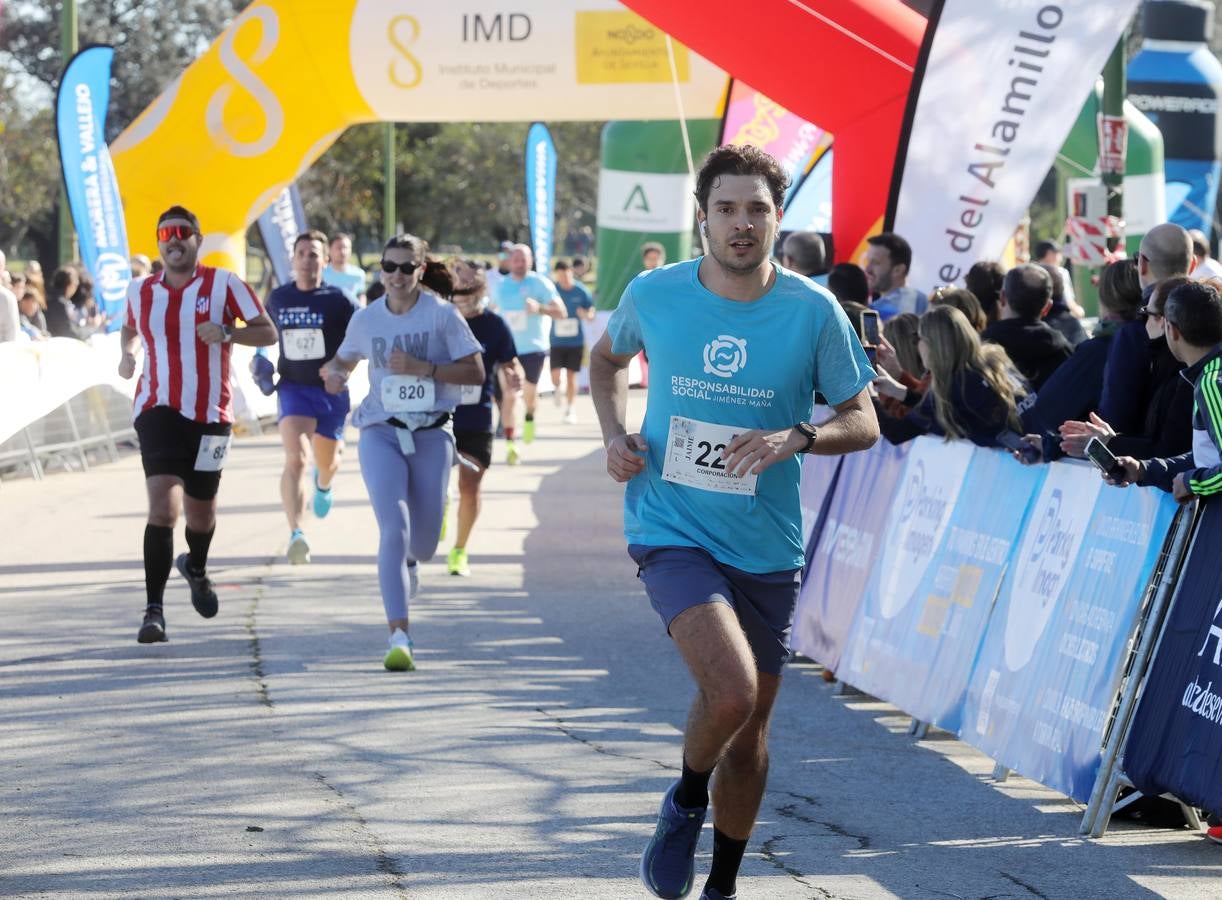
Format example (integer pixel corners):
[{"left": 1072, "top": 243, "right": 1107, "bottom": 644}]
[{"left": 0, "top": 394, "right": 1218, "bottom": 898}]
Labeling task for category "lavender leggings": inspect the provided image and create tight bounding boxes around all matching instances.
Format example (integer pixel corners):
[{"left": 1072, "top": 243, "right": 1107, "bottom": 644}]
[{"left": 358, "top": 423, "right": 453, "bottom": 622}]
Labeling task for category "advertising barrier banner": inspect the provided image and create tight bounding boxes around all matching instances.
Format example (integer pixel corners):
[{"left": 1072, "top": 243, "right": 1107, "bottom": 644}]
[
  {"left": 961, "top": 464, "right": 1176, "bottom": 802},
  {"left": 790, "top": 440, "right": 909, "bottom": 670},
  {"left": 840, "top": 443, "right": 1045, "bottom": 732},
  {"left": 1124, "top": 501, "right": 1222, "bottom": 815},
  {"left": 255, "top": 185, "right": 307, "bottom": 286},
  {"left": 56, "top": 46, "right": 131, "bottom": 330},
  {"left": 525, "top": 122, "right": 557, "bottom": 275}
]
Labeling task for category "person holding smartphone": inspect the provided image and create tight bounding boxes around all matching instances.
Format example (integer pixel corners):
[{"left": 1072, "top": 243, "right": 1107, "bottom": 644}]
[
  {"left": 873, "top": 305, "right": 1035, "bottom": 449},
  {"left": 1098, "top": 281, "right": 1222, "bottom": 503}
]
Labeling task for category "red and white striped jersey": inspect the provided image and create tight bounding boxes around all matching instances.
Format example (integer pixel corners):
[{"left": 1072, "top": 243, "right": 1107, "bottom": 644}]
[{"left": 124, "top": 265, "right": 266, "bottom": 424}]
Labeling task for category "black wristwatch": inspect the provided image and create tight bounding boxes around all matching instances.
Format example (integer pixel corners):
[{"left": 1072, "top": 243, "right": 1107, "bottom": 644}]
[{"left": 794, "top": 421, "right": 818, "bottom": 454}]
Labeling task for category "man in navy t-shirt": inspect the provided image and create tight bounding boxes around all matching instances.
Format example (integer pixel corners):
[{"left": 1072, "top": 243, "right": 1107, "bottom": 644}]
[
  {"left": 263, "top": 230, "right": 358, "bottom": 564},
  {"left": 446, "top": 260, "right": 522, "bottom": 577},
  {"left": 549, "top": 259, "right": 595, "bottom": 424}
]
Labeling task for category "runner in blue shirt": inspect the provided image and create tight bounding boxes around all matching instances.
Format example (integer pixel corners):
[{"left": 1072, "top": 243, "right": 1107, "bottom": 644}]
[
  {"left": 494, "top": 243, "right": 565, "bottom": 454},
  {"left": 322, "top": 232, "right": 367, "bottom": 305},
  {"left": 549, "top": 259, "right": 595, "bottom": 424},
  {"left": 590, "top": 145, "right": 879, "bottom": 900},
  {"left": 445, "top": 259, "right": 524, "bottom": 577},
  {"left": 263, "top": 231, "right": 358, "bottom": 565}
]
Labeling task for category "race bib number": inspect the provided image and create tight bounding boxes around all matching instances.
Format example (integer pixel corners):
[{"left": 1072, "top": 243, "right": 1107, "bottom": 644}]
[
  {"left": 505, "top": 310, "right": 528, "bottom": 331},
  {"left": 661, "top": 416, "right": 758, "bottom": 496},
  {"left": 554, "top": 318, "right": 580, "bottom": 339},
  {"left": 282, "top": 328, "right": 325, "bottom": 361},
  {"left": 194, "top": 433, "right": 232, "bottom": 472},
  {"left": 382, "top": 375, "right": 435, "bottom": 413},
  {"left": 460, "top": 383, "right": 483, "bottom": 405}
]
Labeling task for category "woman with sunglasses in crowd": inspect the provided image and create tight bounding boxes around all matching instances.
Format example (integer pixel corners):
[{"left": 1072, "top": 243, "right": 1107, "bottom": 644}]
[
  {"left": 1058, "top": 274, "right": 1197, "bottom": 463},
  {"left": 321, "top": 235, "right": 484, "bottom": 671}
]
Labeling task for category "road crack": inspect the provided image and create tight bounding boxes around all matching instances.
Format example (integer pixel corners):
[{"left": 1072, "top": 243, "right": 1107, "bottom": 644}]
[
  {"left": 535, "top": 707, "right": 676, "bottom": 772},
  {"left": 313, "top": 772, "right": 410, "bottom": 898}
]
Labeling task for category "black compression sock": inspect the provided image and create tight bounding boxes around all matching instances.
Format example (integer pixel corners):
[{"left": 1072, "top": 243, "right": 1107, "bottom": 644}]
[
  {"left": 525, "top": 412, "right": 534, "bottom": 422},
  {"left": 674, "top": 758, "right": 712, "bottom": 810},
  {"left": 184, "top": 525, "right": 215, "bottom": 574},
  {"left": 143, "top": 524, "right": 173, "bottom": 608},
  {"left": 705, "top": 827, "right": 748, "bottom": 897}
]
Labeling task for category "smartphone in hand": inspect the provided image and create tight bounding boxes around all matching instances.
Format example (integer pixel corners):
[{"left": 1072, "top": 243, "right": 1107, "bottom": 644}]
[
  {"left": 1085, "top": 436, "right": 1125, "bottom": 480},
  {"left": 995, "top": 429, "right": 1041, "bottom": 464}
]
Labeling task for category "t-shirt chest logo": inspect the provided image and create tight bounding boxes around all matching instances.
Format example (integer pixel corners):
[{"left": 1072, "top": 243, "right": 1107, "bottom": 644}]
[
  {"left": 195, "top": 292, "right": 210, "bottom": 314},
  {"left": 703, "top": 334, "right": 748, "bottom": 378}
]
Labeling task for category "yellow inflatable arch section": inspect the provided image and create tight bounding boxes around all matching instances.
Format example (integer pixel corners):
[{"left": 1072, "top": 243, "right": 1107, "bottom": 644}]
[{"left": 111, "top": 0, "right": 727, "bottom": 273}]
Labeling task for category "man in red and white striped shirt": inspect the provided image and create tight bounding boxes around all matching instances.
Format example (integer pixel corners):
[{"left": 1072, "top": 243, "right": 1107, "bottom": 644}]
[{"left": 118, "top": 206, "right": 277, "bottom": 644}]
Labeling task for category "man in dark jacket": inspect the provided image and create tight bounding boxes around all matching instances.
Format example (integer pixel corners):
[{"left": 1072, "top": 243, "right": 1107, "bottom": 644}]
[
  {"left": 1110, "top": 281, "right": 1222, "bottom": 502},
  {"left": 43, "top": 266, "right": 94, "bottom": 340},
  {"left": 982, "top": 264, "right": 1072, "bottom": 391},
  {"left": 1100, "top": 223, "right": 1196, "bottom": 434}
]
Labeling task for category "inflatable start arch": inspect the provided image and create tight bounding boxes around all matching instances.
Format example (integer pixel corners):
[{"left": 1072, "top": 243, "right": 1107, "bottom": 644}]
[{"left": 111, "top": 0, "right": 728, "bottom": 271}]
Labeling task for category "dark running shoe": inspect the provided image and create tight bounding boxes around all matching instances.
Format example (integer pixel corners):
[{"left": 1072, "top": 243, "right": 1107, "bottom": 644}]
[
  {"left": 640, "top": 781, "right": 707, "bottom": 899},
  {"left": 700, "top": 889, "right": 736, "bottom": 900},
  {"left": 176, "top": 553, "right": 218, "bottom": 618},
  {"left": 137, "top": 608, "right": 167, "bottom": 643}
]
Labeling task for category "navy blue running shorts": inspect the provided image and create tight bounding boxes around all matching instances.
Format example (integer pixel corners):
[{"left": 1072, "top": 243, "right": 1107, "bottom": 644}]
[
  {"left": 518, "top": 351, "right": 547, "bottom": 385},
  {"left": 277, "top": 381, "right": 350, "bottom": 441},
  {"left": 627, "top": 544, "right": 801, "bottom": 675}
]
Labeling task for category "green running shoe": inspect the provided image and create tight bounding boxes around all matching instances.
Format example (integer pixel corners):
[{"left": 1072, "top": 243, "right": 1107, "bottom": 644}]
[
  {"left": 447, "top": 546, "right": 470, "bottom": 577},
  {"left": 524, "top": 419, "right": 536, "bottom": 444},
  {"left": 383, "top": 629, "right": 416, "bottom": 671}
]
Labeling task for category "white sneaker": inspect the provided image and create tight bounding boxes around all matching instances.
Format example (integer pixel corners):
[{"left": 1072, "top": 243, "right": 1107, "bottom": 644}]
[
  {"left": 383, "top": 628, "right": 415, "bottom": 671},
  {"left": 564, "top": 408, "right": 578, "bottom": 425},
  {"left": 287, "top": 529, "right": 311, "bottom": 565}
]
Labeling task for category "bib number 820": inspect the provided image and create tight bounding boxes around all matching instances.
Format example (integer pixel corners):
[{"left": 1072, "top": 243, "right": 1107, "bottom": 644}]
[{"left": 397, "top": 383, "right": 426, "bottom": 401}]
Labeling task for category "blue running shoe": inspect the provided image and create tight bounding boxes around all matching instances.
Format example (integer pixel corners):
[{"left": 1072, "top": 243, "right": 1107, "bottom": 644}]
[
  {"left": 640, "top": 781, "right": 707, "bottom": 899},
  {"left": 312, "top": 469, "right": 333, "bottom": 519}
]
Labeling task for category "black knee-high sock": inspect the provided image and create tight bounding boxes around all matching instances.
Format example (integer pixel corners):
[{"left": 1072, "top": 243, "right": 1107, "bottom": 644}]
[
  {"left": 705, "top": 827, "right": 748, "bottom": 897},
  {"left": 675, "top": 757, "right": 713, "bottom": 810},
  {"left": 184, "top": 525, "right": 215, "bottom": 574},
  {"left": 143, "top": 524, "right": 173, "bottom": 609}
]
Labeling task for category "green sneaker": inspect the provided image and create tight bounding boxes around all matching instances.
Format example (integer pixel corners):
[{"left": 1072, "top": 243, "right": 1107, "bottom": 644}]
[
  {"left": 506, "top": 440, "right": 521, "bottom": 466},
  {"left": 448, "top": 546, "right": 470, "bottom": 577},
  {"left": 383, "top": 629, "right": 416, "bottom": 671},
  {"left": 523, "top": 419, "right": 536, "bottom": 443}
]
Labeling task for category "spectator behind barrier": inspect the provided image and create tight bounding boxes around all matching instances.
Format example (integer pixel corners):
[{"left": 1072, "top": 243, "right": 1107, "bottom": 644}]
[
  {"left": 1039, "top": 262, "right": 1089, "bottom": 347},
  {"left": 965, "top": 260, "right": 1005, "bottom": 325},
  {"left": 1034, "top": 239, "right": 1084, "bottom": 317},
  {"left": 873, "top": 305, "right": 1032, "bottom": 448},
  {"left": 930, "top": 286, "right": 987, "bottom": 333},
  {"left": 1108, "top": 280, "right": 1222, "bottom": 502},
  {"left": 864, "top": 232, "right": 928, "bottom": 320},
  {"left": 781, "top": 231, "right": 827, "bottom": 278},
  {"left": 43, "top": 266, "right": 90, "bottom": 340},
  {"left": 1060, "top": 275, "right": 1195, "bottom": 463},
  {"left": 876, "top": 313, "right": 929, "bottom": 420},
  {"left": 982, "top": 263, "right": 1073, "bottom": 391},
  {"left": 827, "top": 262, "right": 869, "bottom": 306},
  {"left": 1035, "top": 258, "right": 1142, "bottom": 439},
  {"left": 1189, "top": 228, "right": 1222, "bottom": 280},
  {"left": 19, "top": 289, "right": 49, "bottom": 340},
  {"left": 1100, "top": 222, "right": 1196, "bottom": 434},
  {"left": 640, "top": 241, "right": 666, "bottom": 272}
]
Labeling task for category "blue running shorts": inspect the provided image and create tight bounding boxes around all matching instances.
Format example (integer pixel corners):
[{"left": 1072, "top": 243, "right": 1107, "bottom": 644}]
[
  {"left": 627, "top": 544, "right": 801, "bottom": 675},
  {"left": 277, "top": 381, "right": 350, "bottom": 441}
]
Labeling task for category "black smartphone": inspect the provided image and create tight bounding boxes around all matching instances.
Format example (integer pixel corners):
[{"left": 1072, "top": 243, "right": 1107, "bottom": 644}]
[
  {"left": 1085, "top": 436, "right": 1124, "bottom": 479},
  {"left": 864, "top": 345, "right": 878, "bottom": 366},
  {"left": 996, "top": 430, "right": 1041, "bottom": 464},
  {"left": 860, "top": 310, "right": 881, "bottom": 347}
]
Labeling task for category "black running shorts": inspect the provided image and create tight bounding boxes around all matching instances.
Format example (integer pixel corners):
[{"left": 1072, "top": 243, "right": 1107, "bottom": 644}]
[{"left": 134, "top": 406, "right": 232, "bottom": 501}]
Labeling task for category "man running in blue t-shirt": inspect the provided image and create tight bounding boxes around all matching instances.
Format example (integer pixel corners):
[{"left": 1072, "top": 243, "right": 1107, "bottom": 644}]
[
  {"left": 590, "top": 145, "right": 880, "bottom": 900},
  {"left": 264, "top": 231, "right": 358, "bottom": 564},
  {"left": 549, "top": 258, "right": 595, "bottom": 424}
]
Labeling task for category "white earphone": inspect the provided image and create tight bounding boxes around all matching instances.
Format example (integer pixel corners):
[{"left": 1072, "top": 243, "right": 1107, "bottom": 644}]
[{"left": 700, "top": 221, "right": 708, "bottom": 235}]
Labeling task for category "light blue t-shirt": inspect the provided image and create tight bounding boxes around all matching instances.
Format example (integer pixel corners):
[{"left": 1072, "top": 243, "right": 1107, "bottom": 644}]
[
  {"left": 607, "top": 259, "right": 875, "bottom": 573},
  {"left": 495, "top": 271, "right": 561, "bottom": 355},
  {"left": 323, "top": 264, "right": 367, "bottom": 304},
  {"left": 336, "top": 291, "right": 482, "bottom": 429},
  {"left": 872, "top": 285, "right": 928, "bottom": 320}
]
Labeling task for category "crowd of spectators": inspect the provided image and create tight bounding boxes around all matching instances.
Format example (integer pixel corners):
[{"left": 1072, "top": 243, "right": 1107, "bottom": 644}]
[
  {"left": 810, "top": 223, "right": 1222, "bottom": 506},
  {"left": 0, "top": 256, "right": 106, "bottom": 344}
]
